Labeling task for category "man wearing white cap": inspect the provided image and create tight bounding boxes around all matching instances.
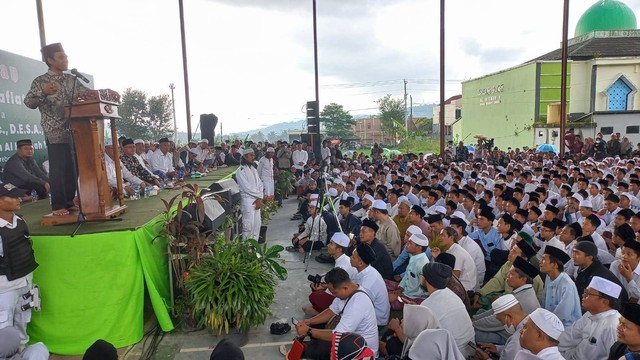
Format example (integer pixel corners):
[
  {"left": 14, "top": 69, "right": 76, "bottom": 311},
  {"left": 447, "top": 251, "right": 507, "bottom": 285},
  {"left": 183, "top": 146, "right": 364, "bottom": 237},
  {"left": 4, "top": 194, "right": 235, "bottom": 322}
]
[
  {"left": 289, "top": 200, "right": 326, "bottom": 254},
  {"left": 134, "top": 139, "right": 151, "bottom": 166},
  {"left": 257, "top": 147, "right": 275, "bottom": 198},
  {"left": 393, "top": 233, "right": 430, "bottom": 301},
  {"left": 353, "top": 194, "right": 374, "bottom": 221},
  {"left": 371, "top": 200, "right": 402, "bottom": 260},
  {"left": 476, "top": 294, "right": 528, "bottom": 360},
  {"left": 588, "top": 182, "right": 605, "bottom": 212},
  {"left": 558, "top": 276, "right": 621, "bottom": 360},
  {"left": 305, "top": 232, "right": 357, "bottom": 314},
  {"left": 236, "top": 148, "right": 264, "bottom": 240},
  {"left": 518, "top": 308, "right": 565, "bottom": 359}
]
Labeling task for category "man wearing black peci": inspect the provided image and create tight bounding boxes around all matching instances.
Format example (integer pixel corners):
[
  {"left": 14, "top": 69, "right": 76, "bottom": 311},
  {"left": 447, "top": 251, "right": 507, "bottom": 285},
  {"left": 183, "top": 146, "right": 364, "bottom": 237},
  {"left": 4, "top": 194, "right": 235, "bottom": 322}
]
[
  {"left": 24, "top": 43, "right": 90, "bottom": 216},
  {"left": 1, "top": 139, "right": 49, "bottom": 200}
]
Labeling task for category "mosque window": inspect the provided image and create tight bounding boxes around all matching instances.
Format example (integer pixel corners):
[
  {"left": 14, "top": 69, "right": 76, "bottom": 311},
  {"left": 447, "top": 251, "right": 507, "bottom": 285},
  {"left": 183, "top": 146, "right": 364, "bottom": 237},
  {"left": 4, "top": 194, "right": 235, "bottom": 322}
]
[
  {"left": 605, "top": 75, "right": 636, "bottom": 111},
  {"left": 601, "top": 127, "right": 614, "bottom": 135},
  {"left": 627, "top": 126, "right": 640, "bottom": 134}
]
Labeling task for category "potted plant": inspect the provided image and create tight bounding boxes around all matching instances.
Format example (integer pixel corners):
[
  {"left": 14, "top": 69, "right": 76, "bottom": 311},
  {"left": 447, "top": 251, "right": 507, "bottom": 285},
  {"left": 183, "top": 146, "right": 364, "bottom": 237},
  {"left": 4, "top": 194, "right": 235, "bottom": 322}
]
[
  {"left": 186, "top": 237, "right": 287, "bottom": 343},
  {"left": 259, "top": 199, "right": 278, "bottom": 243}
]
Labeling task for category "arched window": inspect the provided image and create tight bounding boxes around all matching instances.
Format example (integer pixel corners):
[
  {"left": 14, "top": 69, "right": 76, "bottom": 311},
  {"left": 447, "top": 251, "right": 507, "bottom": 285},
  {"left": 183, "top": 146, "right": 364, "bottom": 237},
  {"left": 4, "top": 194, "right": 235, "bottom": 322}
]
[{"left": 606, "top": 75, "right": 636, "bottom": 111}]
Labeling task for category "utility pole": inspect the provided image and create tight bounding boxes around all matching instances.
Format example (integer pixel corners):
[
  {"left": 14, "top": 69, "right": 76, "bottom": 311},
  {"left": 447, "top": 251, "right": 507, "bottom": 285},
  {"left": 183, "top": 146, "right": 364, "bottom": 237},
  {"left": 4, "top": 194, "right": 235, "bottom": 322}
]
[
  {"left": 439, "top": 0, "right": 446, "bottom": 158},
  {"left": 403, "top": 79, "right": 408, "bottom": 131},
  {"left": 559, "top": 0, "right": 570, "bottom": 158},
  {"left": 410, "top": 95, "right": 413, "bottom": 129},
  {"left": 169, "top": 83, "right": 177, "bottom": 143},
  {"left": 36, "top": 0, "right": 46, "bottom": 57},
  {"left": 178, "top": 0, "right": 192, "bottom": 140}
]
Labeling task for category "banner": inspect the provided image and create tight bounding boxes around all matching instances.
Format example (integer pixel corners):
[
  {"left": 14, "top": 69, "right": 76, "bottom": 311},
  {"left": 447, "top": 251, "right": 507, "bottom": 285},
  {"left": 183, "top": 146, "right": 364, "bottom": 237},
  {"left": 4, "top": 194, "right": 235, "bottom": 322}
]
[{"left": 0, "top": 49, "right": 93, "bottom": 168}]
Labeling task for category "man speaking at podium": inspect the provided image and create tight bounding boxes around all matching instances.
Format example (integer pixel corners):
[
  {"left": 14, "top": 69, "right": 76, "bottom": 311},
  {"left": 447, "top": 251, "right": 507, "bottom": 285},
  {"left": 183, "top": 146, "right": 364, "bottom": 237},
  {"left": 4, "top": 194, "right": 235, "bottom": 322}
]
[{"left": 24, "top": 43, "right": 90, "bottom": 216}]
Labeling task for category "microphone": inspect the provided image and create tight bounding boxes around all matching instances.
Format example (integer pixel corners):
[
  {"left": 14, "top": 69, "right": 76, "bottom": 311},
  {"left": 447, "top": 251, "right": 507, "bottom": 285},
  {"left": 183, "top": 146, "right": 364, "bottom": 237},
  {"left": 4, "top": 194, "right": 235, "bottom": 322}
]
[{"left": 70, "top": 68, "right": 89, "bottom": 83}]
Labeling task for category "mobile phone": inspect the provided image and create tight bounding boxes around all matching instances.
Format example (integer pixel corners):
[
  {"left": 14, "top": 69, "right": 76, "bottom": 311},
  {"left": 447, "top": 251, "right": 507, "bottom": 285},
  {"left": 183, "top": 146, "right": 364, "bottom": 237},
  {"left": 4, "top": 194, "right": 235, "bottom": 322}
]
[
  {"left": 468, "top": 341, "right": 479, "bottom": 349},
  {"left": 291, "top": 317, "right": 300, "bottom": 326}
]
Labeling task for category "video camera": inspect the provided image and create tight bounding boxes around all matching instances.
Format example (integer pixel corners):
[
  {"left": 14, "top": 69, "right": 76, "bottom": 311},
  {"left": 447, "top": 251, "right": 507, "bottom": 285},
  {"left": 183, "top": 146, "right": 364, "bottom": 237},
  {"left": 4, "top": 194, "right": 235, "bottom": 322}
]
[{"left": 307, "top": 274, "right": 324, "bottom": 286}]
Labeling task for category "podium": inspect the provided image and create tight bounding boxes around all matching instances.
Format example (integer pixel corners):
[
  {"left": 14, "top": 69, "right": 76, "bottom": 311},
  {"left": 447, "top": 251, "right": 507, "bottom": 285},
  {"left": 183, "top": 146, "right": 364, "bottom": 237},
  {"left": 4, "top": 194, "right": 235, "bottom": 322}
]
[{"left": 41, "top": 89, "right": 128, "bottom": 226}]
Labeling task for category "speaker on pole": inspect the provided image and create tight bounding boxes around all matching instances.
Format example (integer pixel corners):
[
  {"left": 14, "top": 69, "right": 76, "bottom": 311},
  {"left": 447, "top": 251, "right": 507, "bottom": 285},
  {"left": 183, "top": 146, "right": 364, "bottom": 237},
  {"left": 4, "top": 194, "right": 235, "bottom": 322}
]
[{"left": 200, "top": 114, "right": 218, "bottom": 144}]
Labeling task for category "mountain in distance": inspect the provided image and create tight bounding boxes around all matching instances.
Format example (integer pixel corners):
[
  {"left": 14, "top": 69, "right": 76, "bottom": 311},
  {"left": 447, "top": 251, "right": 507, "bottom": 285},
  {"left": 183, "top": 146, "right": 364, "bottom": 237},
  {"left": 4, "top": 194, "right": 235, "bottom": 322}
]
[{"left": 175, "top": 103, "right": 436, "bottom": 142}]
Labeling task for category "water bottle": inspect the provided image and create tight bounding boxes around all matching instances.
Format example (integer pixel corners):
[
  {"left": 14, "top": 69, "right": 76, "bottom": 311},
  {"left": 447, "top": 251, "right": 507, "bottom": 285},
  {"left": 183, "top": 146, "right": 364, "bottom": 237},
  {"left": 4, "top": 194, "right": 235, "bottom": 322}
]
[
  {"left": 31, "top": 190, "right": 38, "bottom": 202},
  {"left": 178, "top": 170, "right": 185, "bottom": 181},
  {"left": 134, "top": 185, "right": 140, "bottom": 200},
  {"left": 144, "top": 186, "right": 151, "bottom": 198}
]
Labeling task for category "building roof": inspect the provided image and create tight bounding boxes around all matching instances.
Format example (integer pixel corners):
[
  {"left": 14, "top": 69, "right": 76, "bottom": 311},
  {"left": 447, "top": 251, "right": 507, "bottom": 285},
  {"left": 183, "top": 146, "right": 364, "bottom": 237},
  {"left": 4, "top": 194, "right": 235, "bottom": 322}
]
[
  {"left": 575, "top": 0, "right": 637, "bottom": 37},
  {"left": 530, "top": 30, "right": 640, "bottom": 61}
]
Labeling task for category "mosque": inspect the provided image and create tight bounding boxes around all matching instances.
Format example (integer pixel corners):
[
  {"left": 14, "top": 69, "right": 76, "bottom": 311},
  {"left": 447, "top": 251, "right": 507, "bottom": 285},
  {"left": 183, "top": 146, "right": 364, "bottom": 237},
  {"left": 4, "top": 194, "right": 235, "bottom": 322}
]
[{"left": 452, "top": 0, "right": 640, "bottom": 150}]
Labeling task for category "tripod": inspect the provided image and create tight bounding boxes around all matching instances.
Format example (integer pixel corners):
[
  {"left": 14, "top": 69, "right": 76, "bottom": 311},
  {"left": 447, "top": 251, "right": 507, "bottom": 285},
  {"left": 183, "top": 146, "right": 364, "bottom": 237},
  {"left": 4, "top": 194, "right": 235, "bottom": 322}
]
[{"left": 303, "top": 164, "right": 343, "bottom": 272}]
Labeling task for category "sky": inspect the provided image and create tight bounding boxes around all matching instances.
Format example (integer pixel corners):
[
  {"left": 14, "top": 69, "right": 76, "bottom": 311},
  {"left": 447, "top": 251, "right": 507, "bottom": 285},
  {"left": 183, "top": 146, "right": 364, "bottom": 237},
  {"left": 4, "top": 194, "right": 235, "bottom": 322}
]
[{"left": 2, "top": 0, "right": 639, "bottom": 136}]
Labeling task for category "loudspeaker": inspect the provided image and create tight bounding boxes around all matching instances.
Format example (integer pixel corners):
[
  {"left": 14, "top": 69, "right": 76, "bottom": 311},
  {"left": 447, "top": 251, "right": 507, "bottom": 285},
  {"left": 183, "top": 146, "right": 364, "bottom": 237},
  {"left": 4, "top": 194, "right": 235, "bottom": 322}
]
[{"left": 200, "top": 114, "right": 218, "bottom": 144}]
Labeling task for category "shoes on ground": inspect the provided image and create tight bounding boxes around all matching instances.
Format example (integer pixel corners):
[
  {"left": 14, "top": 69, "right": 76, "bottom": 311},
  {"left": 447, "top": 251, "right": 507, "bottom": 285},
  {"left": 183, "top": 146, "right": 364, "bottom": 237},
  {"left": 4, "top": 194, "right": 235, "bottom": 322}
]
[
  {"left": 285, "top": 246, "right": 299, "bottom": 252},
  {"left": 315, "top": 253, "right": 335, "bottom": 264}
]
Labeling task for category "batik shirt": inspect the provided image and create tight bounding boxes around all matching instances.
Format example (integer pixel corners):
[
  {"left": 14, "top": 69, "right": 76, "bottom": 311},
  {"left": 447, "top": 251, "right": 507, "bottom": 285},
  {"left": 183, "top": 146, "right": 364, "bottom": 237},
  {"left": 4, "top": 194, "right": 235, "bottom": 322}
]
[
  {"left": 24, "top": 70, "right": 90, "bottom": 144},
  {"left": 120, "top": 154, "right": 156, "bottom": 183}
]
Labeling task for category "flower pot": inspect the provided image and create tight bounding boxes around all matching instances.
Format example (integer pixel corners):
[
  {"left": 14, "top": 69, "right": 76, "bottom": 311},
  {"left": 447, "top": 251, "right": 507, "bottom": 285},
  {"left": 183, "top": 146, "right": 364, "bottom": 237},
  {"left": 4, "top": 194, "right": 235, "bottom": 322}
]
[{"left": 258, "top": 225, "right": 268, "bottom": 244}]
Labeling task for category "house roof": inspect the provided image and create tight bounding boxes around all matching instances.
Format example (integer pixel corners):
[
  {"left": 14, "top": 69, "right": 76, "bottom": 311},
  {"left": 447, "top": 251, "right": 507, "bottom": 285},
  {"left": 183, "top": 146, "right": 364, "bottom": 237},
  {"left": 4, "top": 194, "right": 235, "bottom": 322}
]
[{"left": 530, "top": 30, "right": 640, "bottom": 61}]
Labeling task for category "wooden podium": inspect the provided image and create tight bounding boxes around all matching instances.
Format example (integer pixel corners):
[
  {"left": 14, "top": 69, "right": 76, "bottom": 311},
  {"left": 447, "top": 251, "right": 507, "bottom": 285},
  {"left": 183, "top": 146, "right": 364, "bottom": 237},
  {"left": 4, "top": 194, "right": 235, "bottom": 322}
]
[{"left": 41, "top": 89, "right": 128, "bottom": 226}]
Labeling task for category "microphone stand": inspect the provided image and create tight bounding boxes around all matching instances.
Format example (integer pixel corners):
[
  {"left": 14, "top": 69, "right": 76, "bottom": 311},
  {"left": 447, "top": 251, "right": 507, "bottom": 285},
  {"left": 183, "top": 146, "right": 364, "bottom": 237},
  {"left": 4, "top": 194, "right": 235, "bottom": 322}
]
[{"left": 64, "top": 73, "right": 121, "bottom": 237}]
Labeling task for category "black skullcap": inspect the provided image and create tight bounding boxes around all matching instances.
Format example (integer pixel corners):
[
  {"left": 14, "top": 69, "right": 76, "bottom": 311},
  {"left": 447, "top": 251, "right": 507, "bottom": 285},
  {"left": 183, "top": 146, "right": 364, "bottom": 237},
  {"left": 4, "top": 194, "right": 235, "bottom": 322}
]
[
  {"left": 479, "top": 208, "right": 495, "bottom": 221},
  {"left": 516, "top": 240, "right": 537, "bottom": 259},
  {"left": 426, "top": 214, "right": 443, "bottom": 224},
  {"left": 545, "top": 205, "right": 559, "bottom": 214},
  {"left": 515, "top": 208, "right": 528, "bottom": 218},
  {"left": 122, "top": 138, "right": 134, "bottom": 147},
  {"left": 464, "top": 192, "right": 476, "bottom": 202},
  {"left": 544, "top": 245, "right": 571, "bottom": 265},
  {"left": 435, "top": 252, "right": 456, "bottom": 269},
  {"left": 586, "top": 213, "right": 602, "bottom": 228},
  {"left": 530, "top": 206, "right": 542, "bottom": 217},
  {"left": 446, "top": 200, "right": 458, "bottom": 210},
  {"left": 449, "top": 217, "right": 467, "bottom": 228},
  {"left": 579, "top": 234, "right": 595, "bottom": 244},
  {"left": 411, "top": 205, "right": 426, "bottom": 218},
  {"left": 616, "top": 223, "right": 636, "bottom": 242},
  {"left": 158, "top": 137, "right": 170, "bottom": 144},
  {"left": 574, "top": 241, "right": 598, "bottom": 259},
  {"left": 339, "top": 199, "right": 352, "bottom": 208},
  {"left": 83, "top": 340, "right": 118, "bottom": 360},
  {"left": 41, "top": 42, "right": 64, "bottom": 61},
  {"left": 361, "top": 219, "right": 379, "bottom": 233},
  {"left": 421, "top": 262, "right": 452, "bottom": 290},
  {"left": 618, "top": 208, "right": 635, "bottom": 220},
  {"left": 561, "top": 184, "right": 572, "bottom": 192},
  {"left": 624, "top": 240, "right": 640, "bottom": 255},
  {"left": 513, "top": 256, "right": 540, "bottom": 279},
  {"left": 622, "top": 303, "right": 640, "bottom": 327},
  {"left": 355, "top": 243, "right": 377, "bottom": 265},
  {"left": 16, "top": 139, "right": 32, "bottom": 147},
  {"left": 210, "top": 338, "right": 245, "bottom": 360},
  {"left": 569, "top": 222, "right": 583, "bottom": 238},
  {"left": 541, "top": 220, "right": 557, "bottom": 230},
  {"left": 606, "top": 193, "right": 620, "bottom": 203}
]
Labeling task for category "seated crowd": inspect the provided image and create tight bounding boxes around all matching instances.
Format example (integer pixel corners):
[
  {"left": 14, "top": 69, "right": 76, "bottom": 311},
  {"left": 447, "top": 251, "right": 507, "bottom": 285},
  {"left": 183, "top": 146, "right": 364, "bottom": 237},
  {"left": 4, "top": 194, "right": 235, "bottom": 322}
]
[{"left": 278, "top": 140, "right": 640, "bottom": 360}]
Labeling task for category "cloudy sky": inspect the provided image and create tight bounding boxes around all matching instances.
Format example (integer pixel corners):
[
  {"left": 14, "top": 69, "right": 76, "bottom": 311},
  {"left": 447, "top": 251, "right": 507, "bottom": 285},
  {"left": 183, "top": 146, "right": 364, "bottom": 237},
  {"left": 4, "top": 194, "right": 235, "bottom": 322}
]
[{"left": 3, "top": 0, "right": 639, "bottom": 135}]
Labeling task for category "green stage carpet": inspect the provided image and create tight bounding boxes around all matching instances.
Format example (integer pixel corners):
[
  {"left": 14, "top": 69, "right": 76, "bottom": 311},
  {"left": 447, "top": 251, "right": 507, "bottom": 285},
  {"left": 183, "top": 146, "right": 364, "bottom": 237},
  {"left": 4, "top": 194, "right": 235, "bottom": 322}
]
[{"left": 23, "top": 166, "right": 237, "bottom": 354}]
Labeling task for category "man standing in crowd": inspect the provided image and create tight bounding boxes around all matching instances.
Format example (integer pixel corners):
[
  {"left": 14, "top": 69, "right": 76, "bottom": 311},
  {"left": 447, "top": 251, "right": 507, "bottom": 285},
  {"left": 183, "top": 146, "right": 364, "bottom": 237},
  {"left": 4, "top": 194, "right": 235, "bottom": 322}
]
[
  {"left": 24, "top": 43, "right": 90, "bottom": 216},
  {"left": 257, "top": 147, "right": 275, "bottom": 199},
  {"left": 236, "top": 148, "right": 263, "bottom": 240},
  {"left": 1, "top": 139, "right": 49, "bottom": 200}
]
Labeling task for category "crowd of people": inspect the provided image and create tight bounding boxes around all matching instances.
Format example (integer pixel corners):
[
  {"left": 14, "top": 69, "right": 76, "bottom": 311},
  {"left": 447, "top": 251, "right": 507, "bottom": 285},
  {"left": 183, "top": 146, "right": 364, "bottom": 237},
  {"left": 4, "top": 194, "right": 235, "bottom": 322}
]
[{"left": 260, "top": 138, "right": 640, "bottom": 360}]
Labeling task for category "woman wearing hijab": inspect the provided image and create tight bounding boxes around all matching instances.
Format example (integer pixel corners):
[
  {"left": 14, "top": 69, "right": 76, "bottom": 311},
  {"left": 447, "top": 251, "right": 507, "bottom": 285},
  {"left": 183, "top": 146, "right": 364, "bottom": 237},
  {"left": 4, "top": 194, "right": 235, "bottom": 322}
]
[
  {"left": 381, "top": 304, "right": 441, "bottom": 358},
  {"left": 407, "top": 328, "right": 465, "bottom": 360}
]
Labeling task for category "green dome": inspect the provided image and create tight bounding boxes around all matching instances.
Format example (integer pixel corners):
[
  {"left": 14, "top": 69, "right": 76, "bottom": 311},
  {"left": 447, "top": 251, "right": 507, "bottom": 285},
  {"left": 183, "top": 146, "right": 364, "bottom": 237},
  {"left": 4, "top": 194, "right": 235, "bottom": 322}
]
[{"left": 575, "top": 0, "right": 637, "bottom": 36}]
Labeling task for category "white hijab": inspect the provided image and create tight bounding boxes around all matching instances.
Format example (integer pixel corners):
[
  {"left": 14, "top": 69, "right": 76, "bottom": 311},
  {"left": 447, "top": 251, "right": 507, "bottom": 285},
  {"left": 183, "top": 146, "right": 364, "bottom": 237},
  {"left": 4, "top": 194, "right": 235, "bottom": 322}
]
[
  {"left": 401, "top": 304, "right": 440, "bottom": 357},
  {"left": 407, "top": 329, "right": 465, "bottom": 360}
]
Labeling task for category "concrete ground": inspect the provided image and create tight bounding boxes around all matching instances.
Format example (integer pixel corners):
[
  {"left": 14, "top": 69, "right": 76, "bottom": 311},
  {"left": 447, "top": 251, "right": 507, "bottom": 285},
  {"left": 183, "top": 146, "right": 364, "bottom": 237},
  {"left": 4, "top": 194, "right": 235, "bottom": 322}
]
[{"left": 123, "top": 197, "right": 333, "bottom": 360}]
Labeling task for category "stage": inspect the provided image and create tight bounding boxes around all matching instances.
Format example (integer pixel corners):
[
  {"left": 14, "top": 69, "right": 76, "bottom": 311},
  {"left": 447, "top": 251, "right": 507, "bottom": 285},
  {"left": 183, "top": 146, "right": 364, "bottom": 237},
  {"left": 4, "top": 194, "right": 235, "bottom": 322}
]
[{"left": 21, "top": 166, "right": 238, "bottom": 355}]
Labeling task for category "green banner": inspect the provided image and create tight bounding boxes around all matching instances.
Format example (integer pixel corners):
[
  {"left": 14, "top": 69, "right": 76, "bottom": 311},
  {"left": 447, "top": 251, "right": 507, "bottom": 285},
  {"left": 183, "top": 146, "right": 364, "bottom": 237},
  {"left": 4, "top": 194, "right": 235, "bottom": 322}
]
[{"left": 0, "top": 48, "right": 93, "bottom": 168}]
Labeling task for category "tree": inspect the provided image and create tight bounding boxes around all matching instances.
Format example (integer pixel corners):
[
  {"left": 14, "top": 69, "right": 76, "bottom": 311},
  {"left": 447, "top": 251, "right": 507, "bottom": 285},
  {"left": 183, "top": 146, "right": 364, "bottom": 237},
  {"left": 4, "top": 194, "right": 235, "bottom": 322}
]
[
  {"left": 376, "top": 94, "right": 406, "bottom": 141},
  {"left": 279, "top": 130, "right": 288, "bottom": 141},
  {"left": 148, "top": 94, "right": 174, "bottom": 140},
  {"left": 267, "top": 131, "right": 278, "bottom": 143},
  {"left": 118, "top": 88, "right": 149, "bottom": 139},
  {"left": 252, "top": 131, "right": 265, "bottom": 142},
  {"left": 320, "top": 103, "right": 356, "bottom": 140}
]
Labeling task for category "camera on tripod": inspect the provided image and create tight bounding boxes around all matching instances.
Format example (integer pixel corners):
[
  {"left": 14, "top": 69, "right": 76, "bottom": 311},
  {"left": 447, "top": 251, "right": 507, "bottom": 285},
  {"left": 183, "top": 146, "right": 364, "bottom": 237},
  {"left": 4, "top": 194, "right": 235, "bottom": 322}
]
[{"left": 307, "top": 274, "right": 324, "bottom": 286}]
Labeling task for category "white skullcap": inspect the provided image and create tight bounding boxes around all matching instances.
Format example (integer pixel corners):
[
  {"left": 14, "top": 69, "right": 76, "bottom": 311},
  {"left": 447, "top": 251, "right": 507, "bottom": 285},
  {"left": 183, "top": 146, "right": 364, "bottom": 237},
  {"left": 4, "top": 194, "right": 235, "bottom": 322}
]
[
  {"left": 189, "top": 148, "right": 199, "bottom": 154},
  {"left": 104, "top": 140, "right": 113, "bottom": 146},
  {"left": 409, "top": 233, "right": 429, "bottom": 247},
  {"left": 310, "top": 193, "right": 319, "bottom": 199},
  {"left": 572, "top": 193, "right": 584, "bottom": 202},
  {"left": 491, "top": 294, "right": 519, "bottom": 314},
  {"left": 188, "top": 138, "right": 197, "bottom": 144},
  {"left": 334, "top": 180, "right": 345, "bottom": 187},
  {"left": 588, "top": 276, "right": 622, "bottom": 299},
  {"left": 452, "top": 211, "right": 469, "bottom": 224},
  {"left": 134, "top": 139, "right": 145, "bottom": 145},
  {"left": 590, "top": 182, "right": 601, "bottom": 190},
  {"left": 331, "top": 232, "right": 350, "bottom": 247},
  {"left": 363, "top": 194, "right": 374, "bottom": 203},
  {"left": 383, "top": 166, "right": 390, "bottom": 171},
  {"left": 372, "top": 200, "right": 387, "bottom": 210},
  {"left": 309, "top": 201, "right": 319, "bottom": 208},
  {"left": 398, "top": 196, "right": 411, "bottom": 206},
  {"left": 528, "top": 308, "right": 564, "bottom": 341},
  {"left": 333, "top": 169, "right": 341, "bottom": 174},
  {"left": 341, "top": 172, "right": 349, "bottom": 177},
  {"left": 406, "top": 225, "right": 422, "bottom": 236},
  {"left": 579, "top": 200, "right": 593, "bottom": 208},
  {"left": 267, "top": 147, "right": 275, "bottom": 153},
  {"left": 200, "top": 139, "right": 209, "bottom": 144},
  {"left": 328, "top": 188, "right": 338, "bottom": 197},
  {"left": 433, "top": 206, "right": 447, "bottom": 215}
]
